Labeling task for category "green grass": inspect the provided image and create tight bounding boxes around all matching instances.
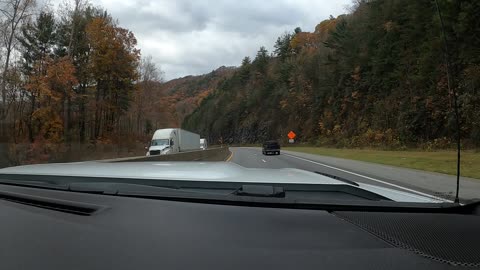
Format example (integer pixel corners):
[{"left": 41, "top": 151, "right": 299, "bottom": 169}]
[{"left": 283, "top": 147, "right": 480, "bottom": 179}]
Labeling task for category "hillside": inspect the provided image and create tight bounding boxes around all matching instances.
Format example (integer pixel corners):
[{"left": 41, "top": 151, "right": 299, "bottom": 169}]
[
  {"left": 144, "top": 66, "right": 236, "bottom": 131},
  {"left": 183, "top": 0, "right": 480, "bottom": 148}
]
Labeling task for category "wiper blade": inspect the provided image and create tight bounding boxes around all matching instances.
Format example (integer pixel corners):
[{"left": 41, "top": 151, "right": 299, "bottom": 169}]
[
  {"left": 314, "top": 171, "right": 359, "bottom": 186},
  {"left": 67, "top": 182, "right": 208, "bottom": 196},
  {"left": 0, "top": 178, "right": 207, "bottom": 198},
  {"left": 109, "top": 188, "right": 465, "bottom": 213},
  {"left": 16, "top": 179, "right": 465, "bottom": 213},
  {"left": 0, "top": 179, "right": 68, "bottom": 190}
]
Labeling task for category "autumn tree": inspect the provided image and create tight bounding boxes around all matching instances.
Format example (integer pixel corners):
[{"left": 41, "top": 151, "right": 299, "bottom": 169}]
[
  {"left": 58, "top": 4, "right": 104, "bottom": 142},
  {"left": 18, "top": 11, "right": 58, "bottom": 142},
  {"left": 25, "top": 57, "right": 77, "bottom": 143},
  {"left": 132, "top": 55, "right": 163, "bottom": 135},
  {"left": 0, "top": 0, "right": 164, "bottom": 165},
  {"left": 86, "top": 16, "right": 140, "bottom": 139}
]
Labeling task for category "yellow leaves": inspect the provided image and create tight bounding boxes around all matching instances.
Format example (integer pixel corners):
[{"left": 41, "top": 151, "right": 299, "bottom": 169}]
[
  {"left": 32, "top": 107, "right": 50, "bottom": 121},
  {"left": 314, "top": 19, "right": 337, "bottom": 41},
  {"left": 86, "top": 17, "right": 140, "bottom": 81},
  {"left": 351, "top": 66, "right": 361, "bottom": 82},
  {"left": 383, "top": 21, "right": 395, "bottom": 32},
  {"left": 196, "top": 89, "right": 212, "bottom": 106},
  {"left": 289, "top": 18, "right": 336, "bottom": 54},
  {"left": 425, "top": 96, "right": 434, "bottom": 109},
  {"left": 352, "top": 91, "right": 360, "bottom": 99},
  {"left": 86, "top": 16, "right": 140, "bottom": 119},
  {"left": 318, "top": 110, "right": 335, "bottom": 136},
  {"left": 24, "top": 56, "right": 77, "bottom": 145},
  {"left": 333, "top": 124, "right": 342, "bottom": 135},
  {"left": 318, "top": 121, "right": 325, "bottom": 132},
  {"left": 87, "top": 18, "right": 117, "bottom": 72},
  {"left": 32, "top": 107, "right": 64, "bottom": 143},
  {"left": 411, "top": 95, "right": 421, "bottom": 104},
  {"left": 374, "top": 132, "right": 384, "bottom": 142},
  {"left": 356, "top": 128, "right": 401, "bottom": 147},
  {"left": 290, "top": 32, "right": 319, "bottom": 52},
  {"left": 26, "top": 57, "right": 77, "bottom": 102},
  {"left": 318, "top": 122, "right": 342, "bottom": 137},
  {"left": 46, "top": 57, "right": 78, "bottom": 90},
  {"left": 324, "top": 110, "right": 334, "bottom": 121}
]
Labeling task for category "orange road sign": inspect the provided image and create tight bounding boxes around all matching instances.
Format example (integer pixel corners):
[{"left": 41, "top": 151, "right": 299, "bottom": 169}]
[{"left": 288, "top": 131, "right": 296, "bottom": 140}]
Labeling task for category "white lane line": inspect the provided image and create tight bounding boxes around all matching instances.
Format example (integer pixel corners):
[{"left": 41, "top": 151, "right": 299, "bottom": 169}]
[
  {"left": 283, "top": 153, "right": 451, "bottom": 202},
  {"left": 261, "top": 159, "right": 267, "bottom": 163}
]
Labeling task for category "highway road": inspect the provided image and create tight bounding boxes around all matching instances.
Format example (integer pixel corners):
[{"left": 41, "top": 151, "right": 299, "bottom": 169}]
[{"left": 229, "top": 147, "right": 480, "bottom": 202}]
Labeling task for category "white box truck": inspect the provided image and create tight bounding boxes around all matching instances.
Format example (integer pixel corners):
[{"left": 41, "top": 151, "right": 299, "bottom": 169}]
[
  {"left": 200, "top": 138, "right": 208, "bottom": 150},
  {"left": 146, "top": 128, "right": 200, "bottom": 156}
]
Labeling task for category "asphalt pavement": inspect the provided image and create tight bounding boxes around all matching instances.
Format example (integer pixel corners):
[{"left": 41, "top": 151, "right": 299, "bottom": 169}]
[{"left": 229, "top": 147, "right": 480, "bottom": 202}]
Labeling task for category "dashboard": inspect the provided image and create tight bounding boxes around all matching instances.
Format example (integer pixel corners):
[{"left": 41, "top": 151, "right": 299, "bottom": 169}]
[{"left": 1, "top": 183, "right": 479, "bottom": 270}]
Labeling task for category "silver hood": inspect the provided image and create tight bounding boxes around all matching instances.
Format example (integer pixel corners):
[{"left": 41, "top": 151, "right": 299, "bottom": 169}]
[{"left": 0, "top": 161, "right": 441, "bottom": 203}]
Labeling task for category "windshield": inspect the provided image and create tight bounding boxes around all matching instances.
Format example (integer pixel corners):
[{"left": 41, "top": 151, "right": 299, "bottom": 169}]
[
  {"left": 151, "top": 139, "right": 169, "bottom": 147},
  {"left": 0, "top": 0, "right": 478, "bottom": 205}
]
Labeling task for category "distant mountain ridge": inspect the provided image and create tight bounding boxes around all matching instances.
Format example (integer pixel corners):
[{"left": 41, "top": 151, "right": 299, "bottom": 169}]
[{"left": 150, "top": 66, "right": 236, "bottom": 129}]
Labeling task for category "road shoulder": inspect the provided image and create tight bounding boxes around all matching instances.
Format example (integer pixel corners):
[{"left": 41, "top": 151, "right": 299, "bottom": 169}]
[{"left": 281, "top": 149, "right": 480, "bottom": 202}]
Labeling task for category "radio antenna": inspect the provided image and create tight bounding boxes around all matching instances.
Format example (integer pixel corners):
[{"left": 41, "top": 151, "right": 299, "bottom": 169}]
[{"left": 434, "top": 0, "right": 461, "bottom": 203}]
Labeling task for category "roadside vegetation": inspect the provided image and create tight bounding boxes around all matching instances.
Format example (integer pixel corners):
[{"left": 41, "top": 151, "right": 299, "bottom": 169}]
[
  {"left": 284, "top": 147, "right": 480, "bottom": 179},
  {"left": 1, "top": 0, "right": 479, "bottom": 168},
  {"left": 0, "top": 0, "right": 171, "bottom": 166},
  {"left": 184, "top": 0, "right": 480, "bottom": 150},
  {"left": 0, "top": 0, "right": 236, "bottom": 167}
]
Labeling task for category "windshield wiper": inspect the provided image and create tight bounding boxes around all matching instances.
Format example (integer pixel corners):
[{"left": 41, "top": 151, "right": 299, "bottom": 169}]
[
  {"left": 314, "top": 171, "right": 359, "bottom": 186},
  {"left": 67, "top": 182, "right": 210, "bottom": 197},
  {"left": 101, "top": 184, "right": 464, "bottom": 214},
  {"left": 70, "top": 182, "right": 288, "bottom": 198},
  {"left": 0, "top": 178, "right": 202, "bottom": 197},
  {"left": 0, "top": 179, "right": 68, "bottom": 190}
]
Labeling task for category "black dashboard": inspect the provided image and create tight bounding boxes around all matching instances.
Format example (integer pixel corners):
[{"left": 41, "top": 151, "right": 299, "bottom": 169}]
[{"left": 1, "top": 183, "right": 479, "bottom": 270}]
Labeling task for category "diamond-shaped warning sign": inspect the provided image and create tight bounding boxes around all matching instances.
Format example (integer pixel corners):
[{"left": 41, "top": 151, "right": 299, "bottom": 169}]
[{"left": 288, "top": 131, "right": 296, "bottom": 140}]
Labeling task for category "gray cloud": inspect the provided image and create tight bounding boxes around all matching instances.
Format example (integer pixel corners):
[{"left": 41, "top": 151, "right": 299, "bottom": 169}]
[{"left": 95, "top": 0, "right": 351, "bottom": 80}]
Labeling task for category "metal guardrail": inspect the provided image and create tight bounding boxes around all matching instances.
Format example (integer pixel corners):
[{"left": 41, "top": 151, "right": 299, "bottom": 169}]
[{"left": 101, "top": 147, "right": 231, "bottom": 162}]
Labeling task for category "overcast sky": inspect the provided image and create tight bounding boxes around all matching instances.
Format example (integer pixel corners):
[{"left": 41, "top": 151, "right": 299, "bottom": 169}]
[{"left": 89, "top": 0, "right": 351, "bottom": 80}]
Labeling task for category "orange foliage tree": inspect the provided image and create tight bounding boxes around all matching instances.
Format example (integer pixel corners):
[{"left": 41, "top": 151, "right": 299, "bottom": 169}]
[
  {"left": 86, "top": 16, "right": 140, "bottom": 139},
  {"left": 25, "top": 57, "right": 77, "bottom": 143}
]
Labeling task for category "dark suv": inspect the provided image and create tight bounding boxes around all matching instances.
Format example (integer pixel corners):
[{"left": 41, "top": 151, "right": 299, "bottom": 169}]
[{"left": 262, "top": 140, "right": 281, "bottom": 155}]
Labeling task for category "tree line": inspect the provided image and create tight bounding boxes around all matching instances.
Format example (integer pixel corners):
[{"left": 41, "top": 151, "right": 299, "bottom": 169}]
[
  {"left": 183, "top": 0, "right": 480, "bottom": 149},
  {"left": 0, "top": 0, "right": 163, "bottom": 163}
]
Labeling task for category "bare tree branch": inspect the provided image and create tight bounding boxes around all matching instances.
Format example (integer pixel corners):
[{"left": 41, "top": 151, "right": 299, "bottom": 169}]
[{"left": 0, "top": 0, "right": 35, "bottom": 117}]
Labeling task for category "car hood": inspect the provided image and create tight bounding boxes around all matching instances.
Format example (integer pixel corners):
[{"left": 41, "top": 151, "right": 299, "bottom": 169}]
[{"left": 0, "top": 161, "right": 440, "bottom": 203}]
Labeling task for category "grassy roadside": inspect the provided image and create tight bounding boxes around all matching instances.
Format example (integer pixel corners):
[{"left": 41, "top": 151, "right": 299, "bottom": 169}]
[{"left": 282, "top": 147, "right": 480, "bottom": 179}]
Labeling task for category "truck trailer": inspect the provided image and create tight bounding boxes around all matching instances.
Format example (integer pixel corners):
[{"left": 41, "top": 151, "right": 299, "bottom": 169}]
[{"left": 146, "top": 129, "right": 200, "bottom": 156}]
